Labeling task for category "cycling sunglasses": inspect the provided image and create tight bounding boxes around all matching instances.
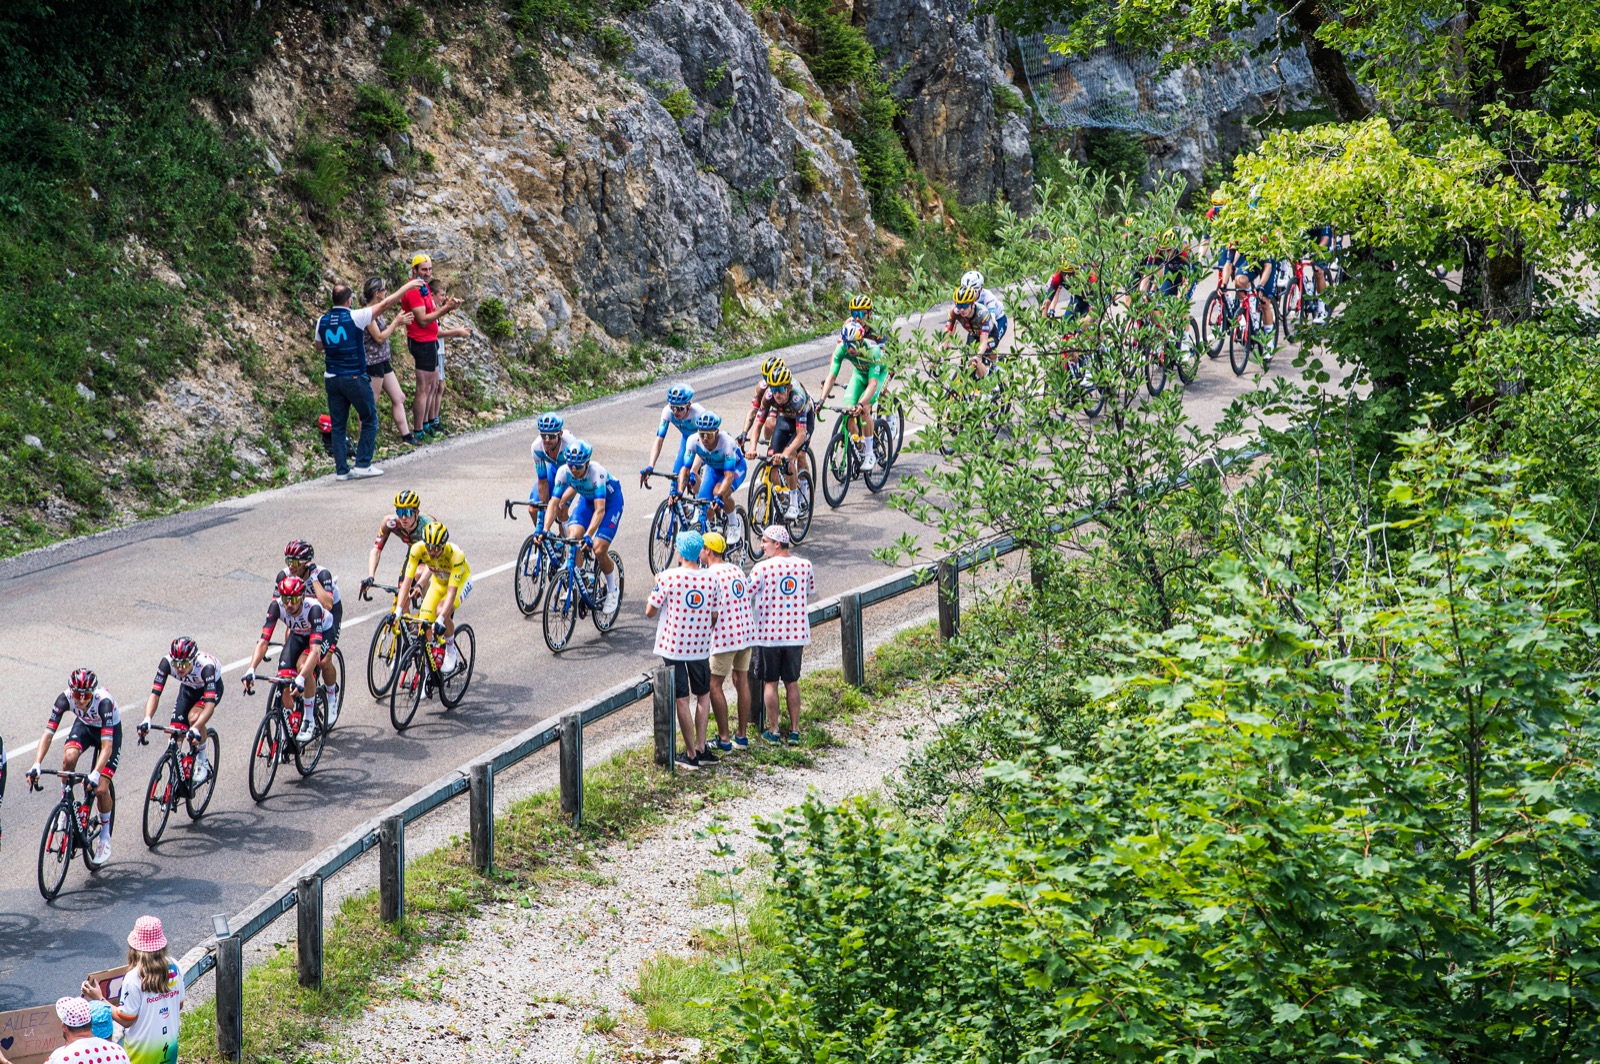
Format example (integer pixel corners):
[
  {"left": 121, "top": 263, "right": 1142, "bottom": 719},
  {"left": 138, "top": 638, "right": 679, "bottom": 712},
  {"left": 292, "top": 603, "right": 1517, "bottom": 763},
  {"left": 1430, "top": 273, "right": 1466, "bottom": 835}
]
[
  {"left": 670, "top": 404, "right": 691, "bottom": 414},
  {"left": 396, "top": 508, "right": 418, "bottom": 518},
  {"left": 539, "top": 432, "right": 563, "bottom": 440}
]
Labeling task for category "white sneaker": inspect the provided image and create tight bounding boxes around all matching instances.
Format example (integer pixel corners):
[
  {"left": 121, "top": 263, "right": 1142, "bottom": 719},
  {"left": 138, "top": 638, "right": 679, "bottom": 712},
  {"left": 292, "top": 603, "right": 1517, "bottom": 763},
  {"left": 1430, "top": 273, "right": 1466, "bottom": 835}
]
[
  {"left": 336, "top": 472, "right": 355, "bottom": 481},
  {"left": 350, "top": 465, "right": 385, "bottom": 478},
  {"left": 725, "top": 513, "right": 743, "bottom": 542},
  {"left": 325, "top": 687, "right": 341, "bottom": 726},
  {"left": 443, "top": 641, "right": 460, "bottom": 672},
  {"left": 93, "top": 836, "right": 111, "bottom": 864}
]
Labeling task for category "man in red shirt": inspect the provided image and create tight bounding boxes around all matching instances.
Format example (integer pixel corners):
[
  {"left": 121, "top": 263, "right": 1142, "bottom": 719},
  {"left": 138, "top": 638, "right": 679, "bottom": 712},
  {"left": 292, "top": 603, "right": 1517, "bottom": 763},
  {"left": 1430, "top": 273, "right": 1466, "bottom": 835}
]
[{"left": 400, "top": 253, "right": 463, "bottom": 441}]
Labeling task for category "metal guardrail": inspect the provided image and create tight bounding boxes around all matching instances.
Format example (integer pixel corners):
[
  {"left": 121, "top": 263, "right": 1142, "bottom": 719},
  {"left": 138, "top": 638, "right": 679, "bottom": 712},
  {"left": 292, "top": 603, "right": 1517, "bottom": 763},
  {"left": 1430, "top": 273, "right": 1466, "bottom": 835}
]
[{"left": 180, "top": 437, "right": 1271, "bottom": 1058}]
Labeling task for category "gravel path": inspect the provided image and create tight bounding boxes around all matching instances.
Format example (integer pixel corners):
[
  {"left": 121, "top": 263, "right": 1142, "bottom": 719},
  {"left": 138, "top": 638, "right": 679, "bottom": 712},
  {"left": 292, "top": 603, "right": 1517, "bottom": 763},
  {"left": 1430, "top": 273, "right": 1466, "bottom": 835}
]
[{"left": 319, "top": 698, "right": 938, "bottom": 1063}]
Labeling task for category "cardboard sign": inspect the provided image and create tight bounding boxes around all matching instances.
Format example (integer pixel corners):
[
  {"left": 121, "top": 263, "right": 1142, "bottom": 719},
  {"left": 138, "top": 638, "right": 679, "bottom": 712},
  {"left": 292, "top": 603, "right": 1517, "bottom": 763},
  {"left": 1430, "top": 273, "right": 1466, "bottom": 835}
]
[
  {"left": 85, "top": 967, "right": 131, "bottom": 1010},
  {"left": 0, "top": 964, "right": 133, "bottom": 1064}
]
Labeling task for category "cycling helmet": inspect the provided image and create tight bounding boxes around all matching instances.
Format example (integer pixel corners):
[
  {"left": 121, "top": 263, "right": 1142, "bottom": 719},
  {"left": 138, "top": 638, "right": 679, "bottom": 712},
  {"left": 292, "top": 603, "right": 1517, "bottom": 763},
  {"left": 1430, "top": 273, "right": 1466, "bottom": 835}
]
[
  {"left": 666, "top": 384, "right": 695, "bottom": 406},
  {"left": 421, "top": 522, "right": 451, "bottom": 554},
  {"left": 69, "top": 668, "right": 97, "bottom": 693},
  {"left": 953, "top": 282, "right": 980, "bottom": 306},
  {"left": 849, "top": 293, "right": 874, "bottom": 313},
  {"left": 1160, "top": 228, "right": 1178, "bottom": 246},
  {"left": 284, "top": 539, "right": 315, "bottom": 564},
  {"left": 562, "top": 439, "right": 593, "bottom": 466},
  {"left": 695, "top": 411, "right": 723, "bottom": 432},
  {"left": 840, "top": 320, "right": 867, "bottom": 344},
  {"left": 766, "top": 362, "right": 793, "bottom": 388},
  {"left": 760, "top": 356, "right": 785, "bottom": 380},
  {"left": 1210, "top": 190, "right": 1228, "bottom": 206},
  {"left": 536, "top": 412, "right": 564, "bottom": 434},
  {"left": 1060, "top": 263, "right": 1079, "bottom": 277},
  {"left": 170, "top": 637, "right": 198, "bottom": 663},
  {"left": 393, "top": 489, "right": 421, "bottom": 510},
  {"left": 276, "top": 575, "right": 307, "bottom": 601},
  {"left": 959, "top": 270, "right": 985, "bottom": 290}
]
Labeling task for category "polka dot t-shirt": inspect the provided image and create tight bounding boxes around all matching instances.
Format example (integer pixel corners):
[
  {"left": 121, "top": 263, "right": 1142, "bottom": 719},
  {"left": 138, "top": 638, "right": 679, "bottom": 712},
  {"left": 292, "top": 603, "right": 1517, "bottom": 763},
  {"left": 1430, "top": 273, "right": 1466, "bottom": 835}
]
[
  {"left": 648, "top": 566, "right": 721, "bottom": 660},
  {"left": 749, "top": 555, "right": 815, "bottom": 647},
  {"left": 706, "top": 561, "right": 756, "bottom": 654},
  {"left": 46, "top": 1037, "right": 131, "bottom": 1064}
]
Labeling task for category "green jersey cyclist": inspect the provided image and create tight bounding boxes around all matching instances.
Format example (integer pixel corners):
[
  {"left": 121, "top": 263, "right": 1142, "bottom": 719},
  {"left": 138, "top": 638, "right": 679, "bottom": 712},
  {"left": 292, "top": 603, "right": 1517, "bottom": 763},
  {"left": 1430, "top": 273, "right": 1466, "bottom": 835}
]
[{"left": 817, "top": 320, "right": 889, "bottom": 471}]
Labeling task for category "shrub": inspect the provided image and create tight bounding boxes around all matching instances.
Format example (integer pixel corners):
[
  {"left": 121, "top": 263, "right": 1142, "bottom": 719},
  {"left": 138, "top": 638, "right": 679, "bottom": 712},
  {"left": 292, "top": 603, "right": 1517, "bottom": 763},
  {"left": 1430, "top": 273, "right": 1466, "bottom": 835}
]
[
  {"left": 661, "top": 88, "right": 694, "bottom": 122},
  {"left": 594, "top": 24, "right": 634, "bottom": 61},
  {"left": 286, "top": 136, "right": 352, "bottom": 215},
  {"left": 794, "top": 147, "right": 821, "bottom": 195},
  {"left": 354, "top": 83, "right": 411, "bottom": 136},
  {"left": 992, "top": 83, "right": 1026, "bottom": 117},
  {"left": 475, "top": 297, "right": 516, "bottom": 343},
  {"left": 1081, "top": 126, "right": 1148, "bottom": 181}
]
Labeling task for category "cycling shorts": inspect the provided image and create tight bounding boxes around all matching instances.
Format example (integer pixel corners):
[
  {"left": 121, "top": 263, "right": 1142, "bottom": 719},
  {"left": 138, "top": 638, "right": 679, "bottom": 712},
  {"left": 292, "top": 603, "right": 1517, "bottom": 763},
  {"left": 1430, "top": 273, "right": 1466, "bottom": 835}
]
[
  {"left": 1218, "top": 247, "right": 1247, "bottom": 270},
  {"left": 771, "top": 414, "right": 811, "bottom": 456},
  {"left": 172, "top": 680, "right": 223, "bottom": 725},
  {"left": 277, "top": 632, "right": 321, "bottom": 676},
  {"left": 569, "top": 480, "right": 624, "bottom": 544},
  {"left": 842, "top": 368, "right": 882, "bottom": 409},
  {"left": 671, "top": 433, "right": 693, "bottom": 476},
  {"left": 697, "top": 455, "right": 748, "bottom": 501},
  {"left": 421, "top": 576, "right": 474, "bottom": 622},
  {"left": 1246, "top": 261, "right": 1279, "bottom": 298},
  {"left": 64, "top": 719, "right": 123, "bottom": 778},
  {"left": 963, "top": 313, "right": 1007, "bottom": 351}
]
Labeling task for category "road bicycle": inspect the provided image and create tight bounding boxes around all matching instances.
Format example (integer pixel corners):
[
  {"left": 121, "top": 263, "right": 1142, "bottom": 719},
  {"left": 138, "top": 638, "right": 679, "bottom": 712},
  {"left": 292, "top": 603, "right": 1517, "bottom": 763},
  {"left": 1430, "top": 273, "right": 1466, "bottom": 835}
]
[
  {"left": 503, "top": 498, "right": 565, "bottom": 615},
  {"left": 1227, "top": 283, "right": 1276, "bottom": 376},
  {"left": 744, "top": 446, "right": 816, "bottom": 545},
  {"left": 389, "top": 613, "right": 478, "bottom": 730},
  {"left": 1278, "top": 257, "right": 1318, "bottom": 343},
  {"left": 1200, "top": 269, "right": 1239, "bottom": 361},
  {"left": 541, "top": 537, "right": 627, "bottom": 653},
  {"left": 360, "top": 580, "right": 420, "bottom": 699},
  {"left": 821, "top": 403, "right": 894, "bottom": 508},
  {"left": 642, "top": 471, "right": 752, "bottom": 570},
  {"left": 1119, "top": 293, "right": 1202, "bottom": 397},
  {"left": 138, "top": 720, "right": 220, "bottom": 847},
  {"left": 244, "top": 662, "right": 332, "bottom": 801},
  {"left": 31, "top": 768, "right": 115, "bottom": 900}
]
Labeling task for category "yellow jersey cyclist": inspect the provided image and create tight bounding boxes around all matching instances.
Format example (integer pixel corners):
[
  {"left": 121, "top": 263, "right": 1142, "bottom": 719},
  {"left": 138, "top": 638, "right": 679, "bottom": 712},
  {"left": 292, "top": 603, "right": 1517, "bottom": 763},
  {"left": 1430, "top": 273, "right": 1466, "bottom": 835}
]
[
  {"left": 641, "top": 384, "right": 709, "bottom": 488},
  {"left": 943, "top": 274, "right": 1007, "bottom": 379},
  {"left": 818, "top": 320, "right": 889, "bottom": 471},
  {"left": 544, "top": 440, "right": 624, "bottom": 610},
  {"left": 26, "top": 669, "right": 122, "bottom": 864},
  {"left": 742, "top": 358, "right": 815, "bottom": 519},
  {"left": 365, "top": 490, "right": 437, "bottom": 595},
  {"left": 396, "top": 522, "right": 474, "bottom": 673}
]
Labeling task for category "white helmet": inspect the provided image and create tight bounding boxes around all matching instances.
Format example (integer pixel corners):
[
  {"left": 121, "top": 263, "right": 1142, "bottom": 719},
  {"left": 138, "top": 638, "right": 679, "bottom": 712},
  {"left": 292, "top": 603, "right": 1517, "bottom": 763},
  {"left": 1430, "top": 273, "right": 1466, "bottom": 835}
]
[{"left": 960, "top": 269, "right": 985, "bottom": 291}]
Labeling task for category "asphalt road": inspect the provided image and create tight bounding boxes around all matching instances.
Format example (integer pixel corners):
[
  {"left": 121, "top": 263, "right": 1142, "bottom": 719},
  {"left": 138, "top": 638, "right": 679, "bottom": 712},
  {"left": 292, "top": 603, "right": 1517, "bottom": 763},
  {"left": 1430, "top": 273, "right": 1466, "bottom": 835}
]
[{"left": 0, "top": 285, "right": 1331, "bottom": 1007}]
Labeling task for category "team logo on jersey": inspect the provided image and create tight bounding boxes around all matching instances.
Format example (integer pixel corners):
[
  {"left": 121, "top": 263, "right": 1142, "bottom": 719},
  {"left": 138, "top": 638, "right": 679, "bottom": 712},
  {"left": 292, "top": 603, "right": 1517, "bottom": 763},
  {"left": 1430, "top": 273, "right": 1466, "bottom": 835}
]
[
  {"left": 779, "top": 575, "right": 799, "bottom": 596},
  {"left": 684, "top": 589, "right": 707, "bottom": 609},
  {"left": 730, "top": 577, "right": 747, "bottom": 599},
  {"left": 323, "top": 325, "right": 349, "bottom": 346}
]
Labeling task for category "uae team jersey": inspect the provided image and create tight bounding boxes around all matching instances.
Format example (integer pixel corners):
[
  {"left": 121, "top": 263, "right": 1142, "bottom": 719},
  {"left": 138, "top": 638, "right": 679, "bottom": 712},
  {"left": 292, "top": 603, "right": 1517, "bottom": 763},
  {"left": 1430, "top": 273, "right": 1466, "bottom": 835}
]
[
  {"left": 749, "top": 555, "right": 815, "bottom": 646},
  {"left": 648, "top": 566, "right": 721, "bottom": 659},
  {"left": 706, "top": 561, "right": 756, "bottom": 654}
]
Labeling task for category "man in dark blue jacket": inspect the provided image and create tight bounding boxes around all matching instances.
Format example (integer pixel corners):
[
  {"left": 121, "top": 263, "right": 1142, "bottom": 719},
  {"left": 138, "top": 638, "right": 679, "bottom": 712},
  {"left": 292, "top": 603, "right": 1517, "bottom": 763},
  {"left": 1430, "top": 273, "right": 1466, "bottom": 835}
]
[{"left": 315, "top": 280, "right": 420, "bottom": 479}]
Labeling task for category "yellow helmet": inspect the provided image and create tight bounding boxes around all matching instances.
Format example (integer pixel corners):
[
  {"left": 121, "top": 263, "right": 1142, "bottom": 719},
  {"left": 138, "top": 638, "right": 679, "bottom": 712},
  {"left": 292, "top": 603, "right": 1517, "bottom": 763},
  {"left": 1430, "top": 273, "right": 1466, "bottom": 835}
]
[
  {"left": 394, "top": 489, "right": 421, "bottom": 510},
  {"left": 765, "top": 360, "right": 793, "bottom": 387},
  {"left": 422, "top": 522, "right": 450, "bottom": 554},
  {"left": 1160, "top": 228, "right": 1177, "bottom": 245},
  {"left": 1210, "top": 190, "right": 1228, "bottom": 206},
  {"left": 849, "top": 293, "right": 873, "bottom": 313},
  {"left": 410, "top": 253, "right": 432, "bottom": 268},
  {"left": 953, "top": 282, "right": 980, "bottom": 306}
]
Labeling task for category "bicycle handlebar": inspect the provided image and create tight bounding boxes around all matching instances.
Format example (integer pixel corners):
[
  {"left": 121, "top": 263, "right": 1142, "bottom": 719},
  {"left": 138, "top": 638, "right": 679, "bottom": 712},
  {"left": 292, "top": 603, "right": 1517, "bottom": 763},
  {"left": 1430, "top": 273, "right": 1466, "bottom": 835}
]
[
  {"left": 503, "top": 498, "right": 546, "bottom": 521},
  {"left": 29, "top": 768, "right": 92, "bottom": 792}
]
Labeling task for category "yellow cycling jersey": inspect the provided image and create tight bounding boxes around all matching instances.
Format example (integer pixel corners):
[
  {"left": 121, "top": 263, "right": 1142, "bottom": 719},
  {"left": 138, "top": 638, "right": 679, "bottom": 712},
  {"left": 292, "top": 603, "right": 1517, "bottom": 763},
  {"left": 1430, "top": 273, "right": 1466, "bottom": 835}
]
[{"left": 406, "top": 540, "right": 470, "bottom": 587}]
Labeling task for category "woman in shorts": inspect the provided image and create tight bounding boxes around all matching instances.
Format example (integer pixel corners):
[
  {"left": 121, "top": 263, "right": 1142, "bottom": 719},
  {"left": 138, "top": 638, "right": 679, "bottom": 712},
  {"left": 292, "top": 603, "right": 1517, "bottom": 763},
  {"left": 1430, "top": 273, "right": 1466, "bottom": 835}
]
[{"left": 362, "top": 277, "right": 417, "bottom": 446}]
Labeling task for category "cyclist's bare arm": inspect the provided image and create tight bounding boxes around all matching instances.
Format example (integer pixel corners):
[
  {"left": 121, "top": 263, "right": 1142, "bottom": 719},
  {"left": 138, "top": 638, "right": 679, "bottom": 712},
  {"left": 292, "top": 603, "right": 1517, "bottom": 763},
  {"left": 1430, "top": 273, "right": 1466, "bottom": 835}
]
[
  {"left": 546, "top": 489, "right": 577, "bottom": 535},
  {"left": 646, "top": 435, "right": 668, "bottom": 471},
  {"left": 142, "top": 691, "right": 161, "bottom": 724},
  {"left": 677, "top": 459, "right": 701, "bottom": 496}
]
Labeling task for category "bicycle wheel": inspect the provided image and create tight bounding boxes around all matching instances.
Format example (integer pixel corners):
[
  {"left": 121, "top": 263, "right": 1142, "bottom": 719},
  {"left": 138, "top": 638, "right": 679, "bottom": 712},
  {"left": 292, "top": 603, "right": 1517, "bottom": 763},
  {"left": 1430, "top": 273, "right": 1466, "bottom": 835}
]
[
  {"left": 594, "top": 555, "right": 626, "bottom": 633},
  {"left": 790, "top": 470, "right": 815, "bottom": 542},
  {"left": 38, "top": 804, "right": 73, "bottom": 900},
  {"left": 749, "top": 481, "right": 776, "bottom": 542},
  {"left": 366, "top": 614, "right": 402, "bottom": 700},
  {"left": 543, "top": 572, "right": 579, "bottom": 653},
  {"left": 648, "top": 500, "right": 678, "bottom": 575},
  {"left": 185, "top": 728, "right": 220, "bottom": 820},
  {"left": 879, "top": 395, "right": 906, "bottom": 468},
  {"left": 865, "top": 418, "right": 893, "bottom": 492},
  {"left": 744, "top": 460, "right": 771, "bottom": 520},
  {"left": 389, "top": 645, "right": 425, "bottom": 731},
  {"left": 1202, "top": 291, "right": 1228, "bottom": 358},
  {"left": 294, "top": 694, "right": 327, "bottom": 777},
  {"left": 326, "top": 645, "right": 346, "bottom": 730},
  {"left": 83, "top": 781, "right": 114, "bottom": 873},
  {"left": 439, "top": 624, "right": 477, "bottom": 708},
  {"left": 1175, "top": 318, "right": 1203, "bottom": 385},
  {"left": 822, "top": 422, "right": 852, "bottom": 508},
  {"left": 141, "top": 752, "right": 178, "bottom": 847},
  {"left": 1229, "top": 313, "right": 1251, "bottom": 376},
  {"left": 247, "top": 710, "right": 282, "bottom": 802},
  {"left": 1144, "top": 331, "right": 1169, "bottom": 397},
  {"left": 1280, "top": 278, "right": 1303, "bottom": 342},
  {"left": 513, "top": 533, "right": 546, "bottom": 616}
]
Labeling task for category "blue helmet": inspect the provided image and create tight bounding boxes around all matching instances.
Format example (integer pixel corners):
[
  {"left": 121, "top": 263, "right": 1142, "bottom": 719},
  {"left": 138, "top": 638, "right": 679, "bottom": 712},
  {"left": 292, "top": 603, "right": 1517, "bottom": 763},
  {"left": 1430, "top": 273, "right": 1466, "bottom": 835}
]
[
  {"left": 563, "top": 439, "right": 593, "bottom": 466},
  {"left": 667, "top": 384, "right": 695, "bottom": 406},
  {"left": 695, "top": 411, "right": 722, "bottom": 432},
  {"left": 536, "top": 412, "right": 564, "bottom": 434}
]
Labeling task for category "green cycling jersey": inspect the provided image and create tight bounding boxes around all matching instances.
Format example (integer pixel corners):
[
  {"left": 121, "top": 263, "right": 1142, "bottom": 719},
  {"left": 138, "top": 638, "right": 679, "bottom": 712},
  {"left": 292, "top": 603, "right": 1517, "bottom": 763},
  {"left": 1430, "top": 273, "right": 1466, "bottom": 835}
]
[{"left": 830, "top": 340, "right": 891, "bottom": 383}]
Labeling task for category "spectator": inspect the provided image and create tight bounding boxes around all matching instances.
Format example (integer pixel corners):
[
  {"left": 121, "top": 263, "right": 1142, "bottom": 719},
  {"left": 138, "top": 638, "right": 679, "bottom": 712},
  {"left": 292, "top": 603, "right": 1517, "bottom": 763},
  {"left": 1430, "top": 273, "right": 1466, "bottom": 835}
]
[
  {"left": 87, "top": 1002, "right": 115, "bottom": 1042},
  {"left": 645, "top": 531, "right": 720, "bottom": 769},
  {"left": 400, "top": 254, "right": 463, "bottom": 442},
  {"left": 700, "top": 531, "right": 756, "bottom": 750},
  {"left": 314, "top": 279, "right": 418, "bottom": 480},
  {"left": 0, "top": 997, "right": 130, "bottom": 1064},
  {"left": 749, "top": 525, "right": 815, "bottom": 746},
  {"left": 361, "top": 277, "right": 417, "bottom": 446},
  {"left": 83, "top": 915, "right": 181, "bottom": 1064}
]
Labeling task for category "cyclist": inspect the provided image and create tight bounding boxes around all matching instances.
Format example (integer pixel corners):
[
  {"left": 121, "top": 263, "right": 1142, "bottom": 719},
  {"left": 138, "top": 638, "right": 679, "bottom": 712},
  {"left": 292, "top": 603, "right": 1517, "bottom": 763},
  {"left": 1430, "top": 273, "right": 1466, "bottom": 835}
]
[
  {"left": 817, "top": 320, "right": 889, "bottom": 472},
  {"left": 137, "top": 637, "right": 223, "bottom": 785},
  {"left": 943, "top": 281, "right": 1007, "bottom": 379},
  {"left": 243, "top": 575, "right": 329, "bottom": 743},
  {"left": 679, "top": 412, "right": 747, "bottom": 541},
  {"left": 26, "top": 669, "right": 121, "bottom": 864},
  {"left": 396, "top": 521, "right": 474, "bottom": 673},
  {"left": 364, "top": 489, "right": 436, "bottom": 594},
  {"left": 1042, "top": 258, "right": 1097, "bottom": 387},
  {"left": 529, "top": 411, "right": 577, "bottom": 519},
  {"left": 743, "top": 358, "right": 814, "bottom": 519},
  {"left": 849, "top": 292, "right": 888, "bottom": 344},
  {"left": 545, "top": 440, "right": 622, "bottom": 609},
  {"left": 278, "top": 540, "right": 344, "bottom": 724},
  {"left": 742, "top": 357, "right": 787, "bottom": 453},
  {"left": 641, "top": 384, "right": 708, "bottom": 488},
  {"left": 1305, "top": 223, "right": 1334, "bottom": 322}
]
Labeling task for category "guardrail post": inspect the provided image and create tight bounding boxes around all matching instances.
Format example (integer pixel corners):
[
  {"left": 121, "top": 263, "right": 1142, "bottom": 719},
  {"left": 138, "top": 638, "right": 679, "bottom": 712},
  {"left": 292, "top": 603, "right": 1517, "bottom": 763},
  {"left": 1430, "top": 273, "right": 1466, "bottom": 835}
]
[
  {"left": 469, "top": 762, "right": 494, "bottom": 873},
  {"left": 297, "top": 874, "right": 323, "bottom": 990},
  {"left": 652, "top": 664, "right": 676, "bottom": 772},
  {"left": 937, "top": 557, "right": 960, "bottom": 640},
  {"left": 840, "top": 591, "right": 865, "bottom": 689},
  {"left": 215, "top": 931, "right": 243, "bottom": 1060},
  {"left": 379, "top": 815, "right": 405, "bottom": 924},
  {"left": 559, "top": 711, "right": 583, "bottom": 827}
]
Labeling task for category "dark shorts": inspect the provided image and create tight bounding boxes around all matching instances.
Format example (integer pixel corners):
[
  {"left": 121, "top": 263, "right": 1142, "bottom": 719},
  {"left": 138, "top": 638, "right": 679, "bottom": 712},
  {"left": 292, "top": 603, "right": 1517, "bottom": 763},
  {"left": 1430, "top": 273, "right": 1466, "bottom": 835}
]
[
  {"left": 408, "top": 338, "right": 440, "bottom": 373},
  {"left": 172, "top": 681, "right": 223, "bottom": 724},
  {"left": 368, "top": 359, "right": 394, "bottom": 379},
  {"left": 666, "top": 658, "right": 711, "bottom": 699},
  {"left": 277, "top": 632, "right": 321, "bottom": 675},
  {"left": 771, "top": 413, "right": 812, "bottom": 456},
  {"left": 757, "top": 645, "right": 804, "bottom": 685},
  {"left": 64, "top": 719, "right": 123, "bottom": 777}
]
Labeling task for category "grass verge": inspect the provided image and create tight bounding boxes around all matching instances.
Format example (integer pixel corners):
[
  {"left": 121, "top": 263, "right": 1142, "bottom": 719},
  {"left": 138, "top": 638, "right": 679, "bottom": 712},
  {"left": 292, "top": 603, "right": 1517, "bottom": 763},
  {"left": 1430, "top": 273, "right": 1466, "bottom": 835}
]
[{"left": 177, "top": 626, "right": 942, "bottom": 1063}]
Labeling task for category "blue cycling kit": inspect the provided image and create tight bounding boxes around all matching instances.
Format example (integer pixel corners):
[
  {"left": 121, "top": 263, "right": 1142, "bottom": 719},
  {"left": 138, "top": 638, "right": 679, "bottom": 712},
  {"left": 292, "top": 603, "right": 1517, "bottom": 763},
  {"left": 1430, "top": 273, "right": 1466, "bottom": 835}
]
[
  {"left": 656, "top": 402, "right": 709, "bottom": 473},
  {"left": 687, "top": 431, "right": 748, "bottom": 501},
  {"left": 555, "top": 461, "right": 624, "bottom": 543}
]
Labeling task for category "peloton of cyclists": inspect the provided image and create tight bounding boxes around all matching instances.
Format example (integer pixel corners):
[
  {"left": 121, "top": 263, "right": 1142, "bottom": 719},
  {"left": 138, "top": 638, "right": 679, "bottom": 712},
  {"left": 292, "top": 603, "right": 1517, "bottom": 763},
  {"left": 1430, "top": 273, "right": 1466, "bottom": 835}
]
[
  {"left": 138, "top": 638, "right": 223, "bottom": 785},
  {"left": 26, "top": 669, "right": 122, "bottom": 863},
  {"left": 544, "top": 440, "right": 623, "bottom": 611},
  {"left": 242, "top": 575, "right": 329, "bottom": 743},
  {"left": 277, "top": 540, "right": 344, "bottom": 724}
]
